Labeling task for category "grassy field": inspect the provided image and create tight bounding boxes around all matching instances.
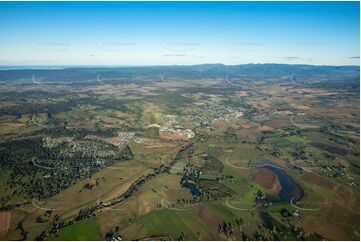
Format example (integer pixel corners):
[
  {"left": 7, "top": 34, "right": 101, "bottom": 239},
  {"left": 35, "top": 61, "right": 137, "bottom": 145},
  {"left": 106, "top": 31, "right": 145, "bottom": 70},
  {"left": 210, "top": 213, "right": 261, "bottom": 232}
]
[
  {"left": 48, "top": 218, "right": 102, "bottom": 240},
  {"left": 137, "top": 209, "right": 197, "bottom": 240},
  {"left": 242, "top": 182, "right": 266, "bottom": 202}
]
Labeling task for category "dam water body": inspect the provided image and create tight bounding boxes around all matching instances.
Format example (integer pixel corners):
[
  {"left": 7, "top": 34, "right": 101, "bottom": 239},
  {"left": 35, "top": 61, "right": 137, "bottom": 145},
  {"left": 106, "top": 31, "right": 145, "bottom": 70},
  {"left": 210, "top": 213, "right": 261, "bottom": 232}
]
[{"left": 256, "top": 160, "right": 304, "bottom": 202}]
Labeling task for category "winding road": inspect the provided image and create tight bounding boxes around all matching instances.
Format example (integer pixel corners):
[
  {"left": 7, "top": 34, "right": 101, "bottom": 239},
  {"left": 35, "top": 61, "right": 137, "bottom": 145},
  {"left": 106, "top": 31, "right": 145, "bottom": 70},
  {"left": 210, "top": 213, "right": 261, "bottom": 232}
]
[{"left": 290, "top": 197, "right": 322, "bottom": 211}]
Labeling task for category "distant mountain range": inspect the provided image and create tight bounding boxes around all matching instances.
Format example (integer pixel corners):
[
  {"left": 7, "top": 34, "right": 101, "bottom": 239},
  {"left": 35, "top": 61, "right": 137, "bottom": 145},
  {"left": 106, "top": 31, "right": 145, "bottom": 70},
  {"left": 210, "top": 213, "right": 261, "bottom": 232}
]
[{"left": 0, "top": 63, "right": 359, "bottom": 82}]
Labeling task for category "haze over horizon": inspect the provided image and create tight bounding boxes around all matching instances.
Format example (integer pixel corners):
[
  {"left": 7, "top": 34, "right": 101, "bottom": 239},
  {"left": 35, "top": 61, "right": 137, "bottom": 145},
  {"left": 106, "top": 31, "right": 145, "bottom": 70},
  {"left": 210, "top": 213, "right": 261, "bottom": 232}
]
[
  {"left": 0, "top": 1, "right": 359, "bottom": 66},
  {"left": 0, "top": 63, "right": 360, "bottom": 71}
]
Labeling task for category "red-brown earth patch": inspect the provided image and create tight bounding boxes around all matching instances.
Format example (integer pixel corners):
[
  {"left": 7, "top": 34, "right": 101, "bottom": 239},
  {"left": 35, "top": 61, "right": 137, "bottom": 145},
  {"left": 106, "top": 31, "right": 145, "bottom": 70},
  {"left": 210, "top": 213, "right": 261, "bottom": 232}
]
[
  {"left": 160, "top": 133, "right": 188, "bottom": 140},
  {"left": 192, "top": 206, "right": 222, "bottom": 230},
  {"left": 105, "top": 138, "right": 123, "bottom": 147},
  {"left": 264, "top": 119, "right": 287, "bottom": 129},
  {"left": 311, "top": 141, "right": 347, "bottom": 156},
  {"left": 253, "top": 168, "right": 281, "bottom": 194},
  {"left": 144, "top": 141, "right": 177, "bottom": 148},
  {"left": 0, "top": 211, "right": 11, "bottom": 235},
  {"left": 302, "top": 172, "right": 336, "bottom": 190}
]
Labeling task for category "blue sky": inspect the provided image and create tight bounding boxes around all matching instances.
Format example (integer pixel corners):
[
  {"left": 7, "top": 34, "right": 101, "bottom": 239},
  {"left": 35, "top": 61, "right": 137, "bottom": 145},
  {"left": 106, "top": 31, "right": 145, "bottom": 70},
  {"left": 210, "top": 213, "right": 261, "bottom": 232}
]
[{"left": 0, "top": 1, "right": 359, "bottom": 66}]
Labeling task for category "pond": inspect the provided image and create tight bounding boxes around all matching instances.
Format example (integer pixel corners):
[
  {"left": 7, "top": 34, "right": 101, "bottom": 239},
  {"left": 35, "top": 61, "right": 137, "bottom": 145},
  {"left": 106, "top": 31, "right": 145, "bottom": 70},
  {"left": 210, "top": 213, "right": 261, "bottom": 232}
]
[
  {"left": 180, "top": 175, "right": 202, "bottom": 197},
  {"left": 256, "top": 160, "right": 304, "bottom": 202}
]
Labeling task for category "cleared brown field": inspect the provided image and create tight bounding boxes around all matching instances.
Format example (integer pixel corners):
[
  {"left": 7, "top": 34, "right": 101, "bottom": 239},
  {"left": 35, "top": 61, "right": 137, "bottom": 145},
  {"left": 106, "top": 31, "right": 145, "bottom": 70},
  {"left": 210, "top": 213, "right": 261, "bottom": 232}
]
[
  {"left": 160, "top": 133, "right": 188, "bottom": 140},
  {"left": 263, "top": 119, "right": 289, "bottom": 129},
  {"left": 193, "top": 206, "right": 222, "bottom": 230},
  {"left": 252, "top": 168, "right": 281, "bottom": 194},
  {"left": 0, "top": 211, "right": 11, "bottom": 235},
  {"left": 311, "top": 141, "right": 348, "bottom": 156},
  {"left": 302, "top": 172, "right": 336, "bottom": 190}
]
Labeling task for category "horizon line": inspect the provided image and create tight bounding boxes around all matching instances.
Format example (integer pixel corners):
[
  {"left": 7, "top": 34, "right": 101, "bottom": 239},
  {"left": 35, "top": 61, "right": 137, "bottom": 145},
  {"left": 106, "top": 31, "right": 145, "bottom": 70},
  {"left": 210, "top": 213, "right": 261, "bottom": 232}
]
[{"left": 0, "top": 62, "right": 360, "bottom": 70}]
